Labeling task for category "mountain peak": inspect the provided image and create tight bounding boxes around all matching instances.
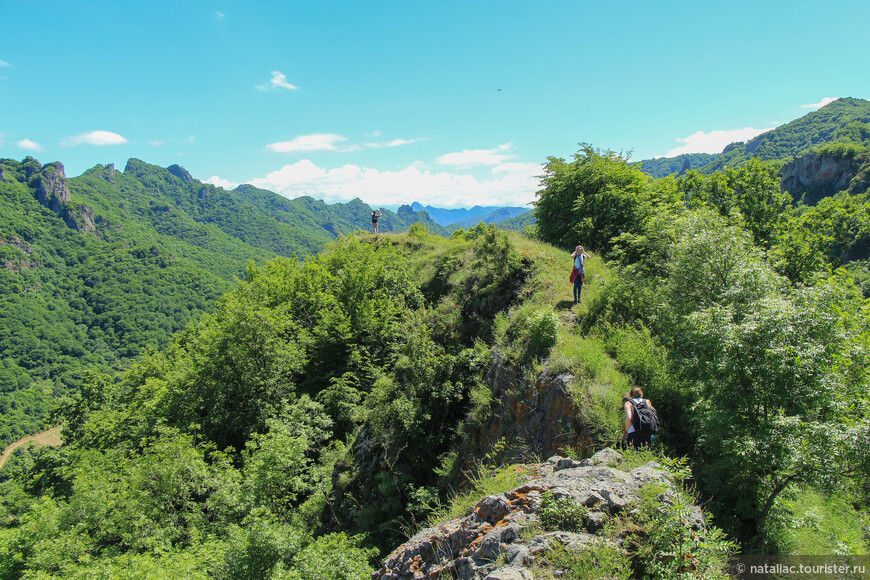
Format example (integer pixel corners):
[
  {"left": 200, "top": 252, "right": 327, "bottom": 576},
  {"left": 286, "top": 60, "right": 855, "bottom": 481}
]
[{"left": 167, "top": 164, "right": 195, "bottom": 183}]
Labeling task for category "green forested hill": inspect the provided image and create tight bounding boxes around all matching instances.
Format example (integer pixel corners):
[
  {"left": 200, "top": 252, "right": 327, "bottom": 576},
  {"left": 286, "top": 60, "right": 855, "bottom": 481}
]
[
  {"left": 638, "top": 97, "right": 870, "bottom": 177},
  {"left": 2, "top": 106, "right": 869, "bottom": 577},
  {"left": 495, "top": 208, "right": 535, "bottom": 232},
  {"left": 634, "top": 152, "right": 717, "bottom": 178},
  {"left": 0, "top": 156, "right": 440, "bottom": 446}
]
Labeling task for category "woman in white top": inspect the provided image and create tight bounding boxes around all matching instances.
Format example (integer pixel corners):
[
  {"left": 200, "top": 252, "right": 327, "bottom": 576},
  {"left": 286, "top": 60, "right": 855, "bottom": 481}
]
[{"left": 571, "top": 245, "right": 590, "bottom": 303}]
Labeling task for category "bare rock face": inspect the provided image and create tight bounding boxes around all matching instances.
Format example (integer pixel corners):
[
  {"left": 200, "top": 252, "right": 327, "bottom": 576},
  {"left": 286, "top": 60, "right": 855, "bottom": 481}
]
[
  {"left": 373, "top": 449, "right": 702, "bottom": 580},
  {"left": 65, "top": 204, "right": 97, "bottom": 233},
  {"left": 25, "top": 162, "right": 99, "bottom": 234},
  {"left": 463, "top": 357, "right": 592, "bottom": 466},
  {"left": 781, "top": 152, "right": 857, "bottom": 205},
  {"left": 167, "top": 164, "right": 195, "bottom": 183},
  {"left": 33, "top": 162, "right": 72, "bottom": 213},
  {"left": 0, "top": 164, "right": 6, "bottom": 182}
]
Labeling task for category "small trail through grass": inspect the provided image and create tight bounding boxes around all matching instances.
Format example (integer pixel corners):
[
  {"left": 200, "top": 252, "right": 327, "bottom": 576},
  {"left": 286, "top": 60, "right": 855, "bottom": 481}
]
[{"left": 0, "top": 426, "right": 62, "bottom": 469}]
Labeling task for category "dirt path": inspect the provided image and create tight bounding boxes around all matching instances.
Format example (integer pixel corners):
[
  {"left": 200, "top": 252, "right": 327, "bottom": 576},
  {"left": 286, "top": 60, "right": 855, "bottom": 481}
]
[{"left": 0, "top": 426, "right": 63, "bottom": 469}]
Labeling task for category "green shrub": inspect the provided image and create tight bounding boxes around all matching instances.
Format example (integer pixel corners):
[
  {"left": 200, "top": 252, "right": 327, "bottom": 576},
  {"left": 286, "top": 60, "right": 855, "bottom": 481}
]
[
  {"left": 539, "top": 490, "right": 587, "bottom": 532},
  {"left": 538, "top": 541, "right": 633, "bottom": 580},
  {"left": 528, "top": 309, "right": 559, "bottom": 355},
  {"left": 426, "top": 463, "right": 531, "bottom": 528}
]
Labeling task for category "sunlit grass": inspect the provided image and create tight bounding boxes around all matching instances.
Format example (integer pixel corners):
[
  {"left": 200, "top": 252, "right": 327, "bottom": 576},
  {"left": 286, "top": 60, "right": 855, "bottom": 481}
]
[
  {"left": 781, "top": 487, "right": 870, "bottom": 555},
  {"left": 425, "top": 464, "right": 533, "bottom": 528}
]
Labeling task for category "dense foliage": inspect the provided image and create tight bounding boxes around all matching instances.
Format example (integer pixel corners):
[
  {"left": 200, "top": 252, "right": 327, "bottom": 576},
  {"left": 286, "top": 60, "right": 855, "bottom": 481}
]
[
  {"left": 536, "top": 141, "right": 870, "bottom": 552},
  {"left": 0, "top": 226, "right": 536, "bottom": 576},
  {"left": 634, "top": 152, "right": 717, "bottom": 178},
  {"left": 3, "top": 98, "right": 870, "bottom": 576},
  {"left": 0, "top": 157, "right": 440, "bottom": 448}
]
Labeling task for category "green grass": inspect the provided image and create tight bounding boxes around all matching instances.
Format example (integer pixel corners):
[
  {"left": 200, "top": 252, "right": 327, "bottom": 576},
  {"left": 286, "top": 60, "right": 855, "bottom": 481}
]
[
  {"left": 532, "top": 541, "right": 633, "bottom": 580},
  {"left": 425, "top": 463, "right": 532, "bottom": 528},
  {"left": 781, "top": 488, "right": 870, "bottom": 555},
  {"left": 548, "top": 332, "right": 630, "bottom": 445}
]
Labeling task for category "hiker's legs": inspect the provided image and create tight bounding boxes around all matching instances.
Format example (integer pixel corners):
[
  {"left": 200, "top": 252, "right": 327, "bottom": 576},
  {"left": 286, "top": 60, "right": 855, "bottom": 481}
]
[
  {"left": 573, "top": 276, "right": 583, "bottom": 302},
  {"left": 626, "top": 432, "right": 650, "bottom": 449}
]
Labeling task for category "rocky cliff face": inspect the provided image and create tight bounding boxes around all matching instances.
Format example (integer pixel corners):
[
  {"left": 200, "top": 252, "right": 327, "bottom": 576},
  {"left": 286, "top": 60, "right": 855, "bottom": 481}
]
[
  {"left": 781, "top": 152, "right": 857, "bottom": 205},
  {"left": 24, "top": 161, "right": 99, "bottom": 234},
  {"left": 374, "top": 448, "right": 715, "bottom": 579},
  {"left": 33, "top": 162, "right": 72, "bottom": 213},
  {"left": 167, "top": 164, "right": 195, "bottom": 183},
  {"left": 463, "top": 358, "right": 593, "bottom": 466}
]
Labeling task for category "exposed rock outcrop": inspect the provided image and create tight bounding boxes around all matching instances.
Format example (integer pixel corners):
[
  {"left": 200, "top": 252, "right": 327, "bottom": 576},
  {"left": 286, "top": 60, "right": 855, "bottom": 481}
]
[
  {"left": 0, "top": 236, "right": 38, "bottom": 272},
  {"left": 374, "top": 449, "right": 706, "bottom": 579},
  {"left": 33, "top": 162, "right": 71, "bottom": 213},
  {"left": 65, "top": 204, "right": 98, "bottom": 234},
  {"left": 781, "top": 152, "right": 857, "bottom": 205},
  {"left": 25, "top": 162, "right": 99, "bottom": 234},
  {"left": 167, "top": 164, "right": 195, "bottom": 183},
  {"left": 464, "top": 358, "right": 592, "bottom": 465}
]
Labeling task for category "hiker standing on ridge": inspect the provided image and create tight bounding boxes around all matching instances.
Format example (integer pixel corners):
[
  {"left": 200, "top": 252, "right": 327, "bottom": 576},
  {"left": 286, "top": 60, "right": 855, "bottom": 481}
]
[
  {"left": 623, "top": 387, "right": 658, "bottom": 449},
  {"left": 371, "top": 209, "right": 381, "bottom": 234},
  {"left": 570, "top": 245, "right": 590, "bottom": 303}
]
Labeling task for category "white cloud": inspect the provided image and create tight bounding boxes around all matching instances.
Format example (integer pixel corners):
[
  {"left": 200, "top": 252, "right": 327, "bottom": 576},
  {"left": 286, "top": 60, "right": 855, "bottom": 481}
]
[
  {"left": 61, "top": 130, "right": 129, "bottom": 147},
  {"left": 214, "top": 11, "right": 226, "bottom": 20},
  {"left": 437, "top": 143, "right": 515, "bottom": 166},
  {"left": 187, "top": 135, "right": 196, "bottom": 144},
  {"left": 382, "top": 138, "right": 423, "bottom": 148},
  {"left": 204, "top": 176, "right": 239, "bottom": 189},
  {"left": 149, "top": 139, "right": 168, "bottom": 146},
  {"left": 247, "top": 158, "right": 540, "bottom": 208},
  {"left": 343, "top": 137, "right": 427, "bottom": 152},
  {"left": 255, "top": 70, "right": 298, "bottom": 92},
  {"left": 801, "top": 97, "right": 838, "bottom": 109},
  {"left": 265, "top": 133, "right": 347, "bottom": 153},
  {"left": 0, "top": 60, "right": 10, "bottom": 67},
  {"left": 665, "top": 127, "right": 769, "bottom": 157},
  {"left": 17, "top": 139, "right": 44, "bottom": 152}
]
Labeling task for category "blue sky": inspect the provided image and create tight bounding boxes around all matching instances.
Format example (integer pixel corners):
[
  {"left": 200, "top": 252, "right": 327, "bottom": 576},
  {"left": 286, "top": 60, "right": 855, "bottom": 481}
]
[{"left": 2, "top": 1, "right": 868, "bottom": 208}]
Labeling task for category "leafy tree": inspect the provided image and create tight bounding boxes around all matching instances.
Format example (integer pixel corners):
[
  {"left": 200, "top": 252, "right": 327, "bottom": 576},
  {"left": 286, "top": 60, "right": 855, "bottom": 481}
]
[
  {"left": 603, "top": 206, "right": 870, "bottom": 546},
  {"left": 685, "top": 274, "right": 868, "bottom": 540},
  {"left": 242, "top": 399, "right": 332, "bottom": 520},
  {"left": 771, "top": 193, "right": 870, "bottom": 285},
  {"left": 681, "top": 159, "right": 790, "bottom": 249},
  {"left": 534, "top": 144, "right": 655, "bottom": 254}
]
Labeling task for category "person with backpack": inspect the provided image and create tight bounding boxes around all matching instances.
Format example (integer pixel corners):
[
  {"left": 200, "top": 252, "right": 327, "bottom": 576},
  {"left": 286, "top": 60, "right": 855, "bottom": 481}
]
[
  {"left": 623, "top": 387, "right": 658, "bottom": 448},
  {"left": 570, "top": 245, "right": 590, "bottom": 303},
  {"left": 371, "top": 209, "right": 382, "bottom": 234}
]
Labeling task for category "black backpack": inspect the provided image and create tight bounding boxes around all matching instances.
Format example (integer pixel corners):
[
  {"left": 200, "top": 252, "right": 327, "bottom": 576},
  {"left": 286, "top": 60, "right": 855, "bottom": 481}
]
[{"left": 629, "top": 399, "right": 659, "bottom": 436}]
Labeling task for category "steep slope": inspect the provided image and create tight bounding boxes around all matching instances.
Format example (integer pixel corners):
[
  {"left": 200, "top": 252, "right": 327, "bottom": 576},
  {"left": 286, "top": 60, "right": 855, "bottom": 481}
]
[
  {"left": 496, "top": 209, "right": 536, "bottom": 232},
  {"left": 444, "top": 207, "right": 532, "bottom": 232},
  {"left": 0, "top": 156, "right": 444, "bottom": 446},
  {"left": 0, "top": 158, "right": 247, "bottom": 445},
  {"left": 637, "top": 97, "right": 870, "bottom": 177}
]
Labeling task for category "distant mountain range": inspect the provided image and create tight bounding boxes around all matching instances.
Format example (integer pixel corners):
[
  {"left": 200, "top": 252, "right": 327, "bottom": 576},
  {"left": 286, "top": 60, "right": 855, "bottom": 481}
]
[
  {"left": 409, "top": 202, "right": 529, "bottom": 230},
  {"left": 637, "top": 97, "right": 870, "bottom": 178}
]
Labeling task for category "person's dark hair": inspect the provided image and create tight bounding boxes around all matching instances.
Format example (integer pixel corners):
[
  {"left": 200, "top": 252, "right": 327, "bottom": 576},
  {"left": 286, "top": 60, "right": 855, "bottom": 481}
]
[{"left": 630, "top": 387, "right": 643, "bottom": 399}]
